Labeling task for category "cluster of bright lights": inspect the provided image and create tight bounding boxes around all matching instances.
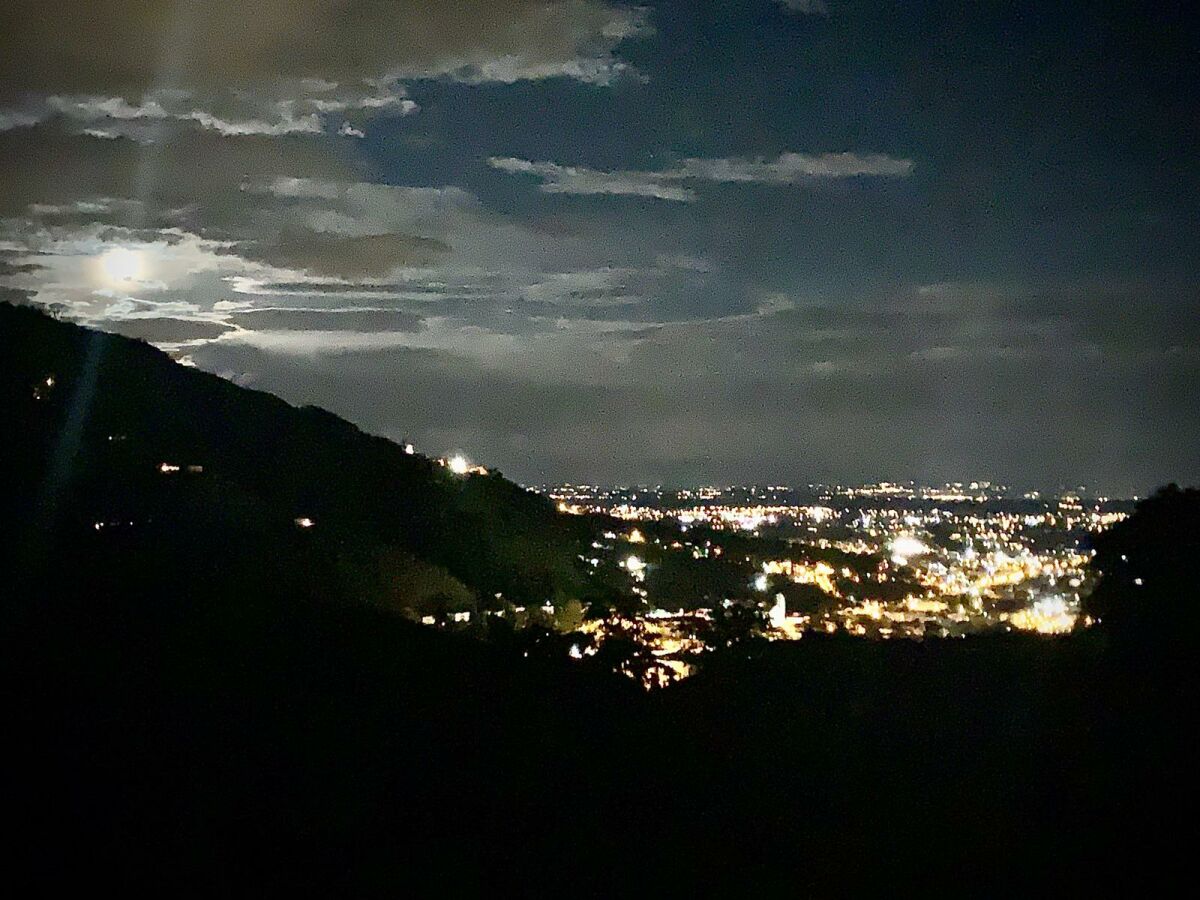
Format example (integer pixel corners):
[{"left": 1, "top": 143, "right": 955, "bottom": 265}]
[
  {"left": 440, "top": 454, "right": 488, "bottom": 476},
  {"left": 514, "top": 481, "right": 1128, "bottom": 684},
  {"left": 889, "top": 534, "right": 929, "bottom": 565},
  {"left": 1008, "top": 596, "right": 1077, "bottom": 634}
]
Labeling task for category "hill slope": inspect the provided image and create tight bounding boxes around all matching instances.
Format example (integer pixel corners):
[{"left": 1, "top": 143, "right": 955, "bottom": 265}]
[
  {"left": 2, "top": 302, "right": 608, "bottom": 616},
  {"left": 3, "top": 302, "right": 646, "bottom": 892}
]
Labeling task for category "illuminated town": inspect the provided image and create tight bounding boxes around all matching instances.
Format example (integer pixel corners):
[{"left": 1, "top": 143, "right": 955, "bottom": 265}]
[
  {"left": 532, "top": 480, "right": 1132, "bottom": 683},
  {"left": 140, "top": 439, "right": 1138, "bottom": 687}
]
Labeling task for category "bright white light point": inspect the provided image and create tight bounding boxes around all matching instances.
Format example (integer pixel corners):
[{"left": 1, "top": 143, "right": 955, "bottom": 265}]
[
  {"left": 447, "top": 455, "right": 469, "bottom": 475},
  {"left": 769, "top": 592, "right": 786, "bottom": 627},
  {"left": 754, "top": 573, "right": 769, "bottom": 592},
  {"left": 100, "top": 247, "right": 144, "bottom": 282},
  {"left": 890, "top": 535, "right": 928, "bottom": 564}
]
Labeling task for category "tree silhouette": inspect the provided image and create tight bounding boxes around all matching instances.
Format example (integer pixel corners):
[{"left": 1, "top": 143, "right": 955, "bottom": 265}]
[
  {"left": 699, "top": 601, "right": 768, "bottom": 653},
  {"left": 1085, "top": 483, "right": 1200, "bottom": 646}
]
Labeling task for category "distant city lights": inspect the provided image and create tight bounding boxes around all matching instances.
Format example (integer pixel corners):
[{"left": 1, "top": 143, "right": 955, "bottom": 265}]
[
  {"left": 404, "top": 478, "right": 1130, "bottom": 684},
  {"left": 529, "top": 479, "right": 1129, "bottom": 670}
]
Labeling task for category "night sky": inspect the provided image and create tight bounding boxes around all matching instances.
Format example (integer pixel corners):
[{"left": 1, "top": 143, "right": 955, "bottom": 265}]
[{"left": 2, "top": 1, "right": 1197, "bottom": 493}]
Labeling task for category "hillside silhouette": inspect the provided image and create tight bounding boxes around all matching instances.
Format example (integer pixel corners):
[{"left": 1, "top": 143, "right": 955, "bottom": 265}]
[
  {"left": 3, "top": 303, "right": 1197, "bottom": 893},
  {"left": 1, "top": 301, "right": 618, "bottom": 617}
]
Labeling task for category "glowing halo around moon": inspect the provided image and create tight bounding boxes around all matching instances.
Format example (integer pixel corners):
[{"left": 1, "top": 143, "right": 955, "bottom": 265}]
[{"left": 99, "top": 246, "right": 145, "bottom": 283}]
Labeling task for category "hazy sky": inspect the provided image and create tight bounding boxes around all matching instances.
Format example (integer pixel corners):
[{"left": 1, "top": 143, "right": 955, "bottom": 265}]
[{"left": 2, "top": 1, "right": 1197, "bottom": 492}]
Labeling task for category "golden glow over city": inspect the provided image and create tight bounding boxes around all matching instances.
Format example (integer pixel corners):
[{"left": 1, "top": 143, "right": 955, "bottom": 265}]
[
  {"left": 1007, "top": 596, "right": 1077, "bottom": 634},
  {"left": 763, "top": 558, "right": 840, "bottom": 595}
]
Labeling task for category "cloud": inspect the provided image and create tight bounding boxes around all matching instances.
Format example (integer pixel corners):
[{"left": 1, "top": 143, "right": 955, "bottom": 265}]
[
  {"left": 523, "top": 267, "right": 643, "bottom": 306},
  {"left": 0, "top": 258, "right": 44, "bottom": 276},
  {"left": 235, "top": 230, "right": 451, "bottom": 279},
  {"left": 0, "top": 285, "right": 36, "bottom": 306},
  {"left": 186, "top": 299, "right": 1200, "bottom": 492},
  {"left": 48, "top": 95, "right": 170, "bottom": 121},
  {"left": 0, "top": 128, "right": 471, "bottom": 285},
  {"left": 776, "top": 0, "right": 830, "bottom": 16},
  {"left": 656, "top": 254, "right": 715, "bottom": 273},
  {"left": 488, "top": 158, "right": 695, "bottom": 201},
  {"left": 180, "top": 107, "right": 322, "bottom": 137},
  {"left": 7, "top": 83, "right": 417, "bottom": 141},
  {"left": 489, "top": 151, "right": 914, "bottom": 200},
  {"left": 0, "top": 2, "right": 1190, "bottom": 494},
  {"left": 28, "top": 197, "right": 146, "bottom": 221},
  {"left": 674, "top": 152, "right": 913, "bottom": 182},
  {"left": 0, "top": 123, "right": 356, "bottom": 222},
  {"left": 0, "top": 109, "right": 41, "bottom": 131},
  {"left": 0, "top": 1, "right": 650, "bottom": 101},
  {"left": 226, "top": 308, "right": 425, "bottom": 333},
  {"left": 98, "top": 316, "right": 234, "bottom": 343},
  {"left": 0, "top": 0, "right": 648, "bottom": 165}
]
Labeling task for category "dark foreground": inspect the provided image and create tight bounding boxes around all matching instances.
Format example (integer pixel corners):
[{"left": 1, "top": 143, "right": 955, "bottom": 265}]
[
  {"left": 5, "top": 555, "right": 1192, "bottom": 894},
  {"left": 2, "top": 305, "right": 1195, "bottom": 892}
]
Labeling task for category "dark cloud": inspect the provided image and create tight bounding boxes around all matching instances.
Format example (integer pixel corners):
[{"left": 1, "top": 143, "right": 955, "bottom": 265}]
[
  {"left": 0, "top": 0, "right": 646, "bottom": 100},
  {"left": 489, "top": 151, "right": 913, "bottom": 201},
  {"left": 98, "top": 316, "right": 233, "bottom": 343},
  {"left": 249, "top": 281, "right": 443, "bottom": 297},
  {"left": 1009, "top": 285, "right": 1200, "bottom": 354},
  {"left": 236, "top": 230, "right": 450, "bottom": 278},
  {"left": 187, "top": 294, "right": 1200, "bottom": 494},
  {"left": 0, "top": 286, "right": 36, "bottom": 305},
  {"left": 776, "top": 0, "right": 830, "bottom": 16},
  {"left": 226, "top": 308, "right": 424, "bottom": 332},
  {"left": 774, "top": 282, "right": 1200, "bottom": 365},
  {"left": 0, "top": 122, "right": 355, "bottom": 224},
  {"left": 0, "top": 259, "right": 44, "bottom": 276}
]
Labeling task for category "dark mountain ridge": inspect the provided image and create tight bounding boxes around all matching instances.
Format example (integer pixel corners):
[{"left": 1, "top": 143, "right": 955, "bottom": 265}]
[{"left": 2, "top": 301, "right": 606, "bottom": 616}]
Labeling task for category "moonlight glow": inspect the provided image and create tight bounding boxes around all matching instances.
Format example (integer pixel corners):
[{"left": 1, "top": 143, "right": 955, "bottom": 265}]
[{"left": 99, "top": 247, "right": 144, "bottom": 283}]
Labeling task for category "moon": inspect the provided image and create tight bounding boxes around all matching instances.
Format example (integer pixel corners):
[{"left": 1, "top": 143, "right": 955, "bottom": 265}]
[{"left": 100, "top": 247, "right": 144, "bottom": 283}]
